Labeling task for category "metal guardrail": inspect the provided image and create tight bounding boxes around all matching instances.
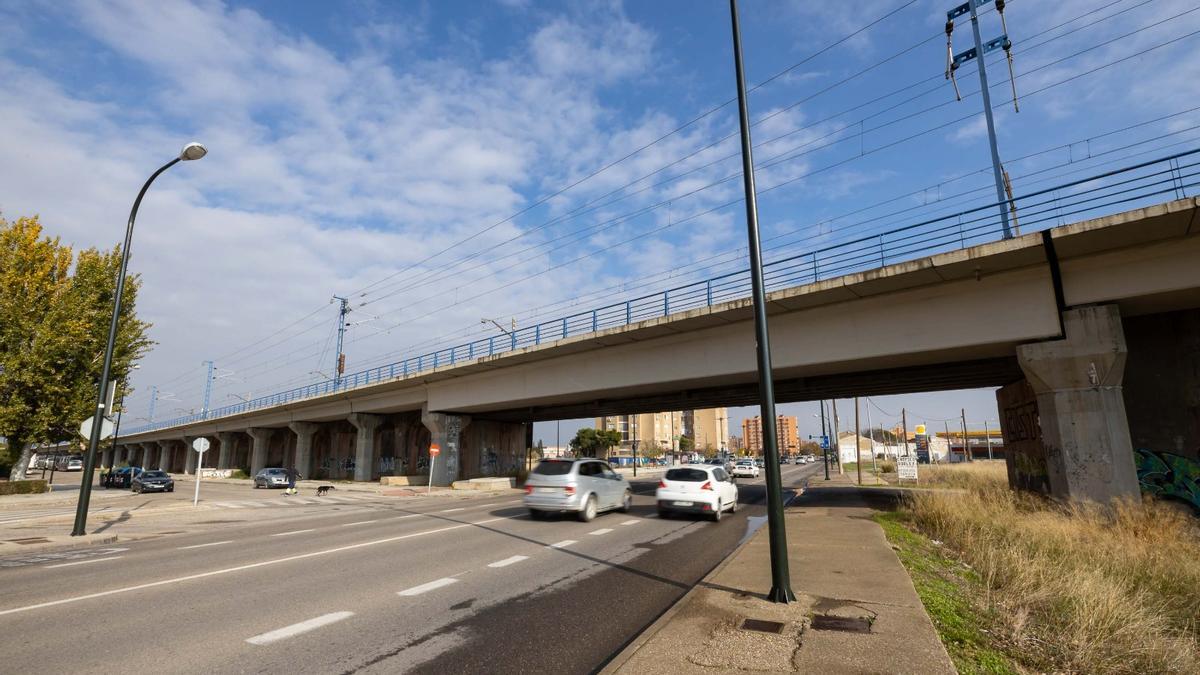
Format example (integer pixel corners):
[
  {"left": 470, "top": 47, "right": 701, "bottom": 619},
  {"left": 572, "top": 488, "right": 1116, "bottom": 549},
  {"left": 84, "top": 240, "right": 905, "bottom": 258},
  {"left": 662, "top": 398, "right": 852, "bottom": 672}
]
[{"left": 126, "top": 148, "right": 1200, "bottom": 435}]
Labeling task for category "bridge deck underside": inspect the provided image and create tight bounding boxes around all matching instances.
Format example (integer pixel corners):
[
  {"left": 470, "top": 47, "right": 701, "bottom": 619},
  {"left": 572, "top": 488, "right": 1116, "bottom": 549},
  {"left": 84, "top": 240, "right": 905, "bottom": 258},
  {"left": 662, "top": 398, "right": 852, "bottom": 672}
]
[{"left": 475, "top": 356, "right": 1023, "bottom": 423}]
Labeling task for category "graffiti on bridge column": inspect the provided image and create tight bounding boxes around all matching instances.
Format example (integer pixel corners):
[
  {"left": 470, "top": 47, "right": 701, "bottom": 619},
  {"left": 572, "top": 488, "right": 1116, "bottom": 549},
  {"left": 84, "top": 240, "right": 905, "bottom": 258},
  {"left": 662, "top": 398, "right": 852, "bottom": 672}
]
[{"left": 1134, "top": 448, "right": 1200, "bottom": 511}]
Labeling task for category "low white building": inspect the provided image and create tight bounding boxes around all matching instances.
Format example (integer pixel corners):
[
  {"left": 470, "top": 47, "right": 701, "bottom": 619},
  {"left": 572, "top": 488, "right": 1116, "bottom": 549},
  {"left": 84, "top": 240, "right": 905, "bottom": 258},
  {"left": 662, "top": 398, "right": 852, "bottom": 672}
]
[{"left": 838, "top": 433, "right": 950, "bottom": 463}]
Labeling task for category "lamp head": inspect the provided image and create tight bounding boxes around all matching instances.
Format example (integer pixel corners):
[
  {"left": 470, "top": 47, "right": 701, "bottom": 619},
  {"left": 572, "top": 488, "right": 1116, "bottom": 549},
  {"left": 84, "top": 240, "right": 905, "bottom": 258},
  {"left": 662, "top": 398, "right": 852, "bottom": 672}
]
[{"left": 179, "top": 142, "right": 207, "bottom": 161}]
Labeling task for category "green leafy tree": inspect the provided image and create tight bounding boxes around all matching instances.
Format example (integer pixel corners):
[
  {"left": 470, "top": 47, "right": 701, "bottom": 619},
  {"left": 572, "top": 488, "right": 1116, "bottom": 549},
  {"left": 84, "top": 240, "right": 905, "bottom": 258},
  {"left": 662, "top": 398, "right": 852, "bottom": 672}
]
[
  {"left": 678, "top": 436, "right": 694, "bottom": 454},
  {"left": 570, "top": 428, "right": 622, "bottom": 458},
  {"left": 0, "top": 215, "right": 151, "bottom": 478}
]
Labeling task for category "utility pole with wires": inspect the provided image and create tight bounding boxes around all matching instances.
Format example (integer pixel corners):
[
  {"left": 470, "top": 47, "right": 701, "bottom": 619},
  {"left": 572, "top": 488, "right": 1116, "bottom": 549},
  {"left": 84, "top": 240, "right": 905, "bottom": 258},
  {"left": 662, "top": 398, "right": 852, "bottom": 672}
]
[
  {"left": 202, "top": 360, "right": 214, "bottom": 416},
  {"left": 962, "top": 408, "right": 972, "bottom": 462},
  {"left": 148, "top": 385, "right": 158, "bottom": 423},
  {"left": 944, "top": 0, "right": 1020, "bottom": 239},
  {"left": 332, "top": 295, "right": 350, "bottom": 387},
  {"left": 832, "top": 399, "right": 842, "bottom": 475},
  {"left": 865, "top": 397, "right": 877, "bottom": 471},
  {"left": 901, "top": 407, "right": 910, "bottom": 457}
]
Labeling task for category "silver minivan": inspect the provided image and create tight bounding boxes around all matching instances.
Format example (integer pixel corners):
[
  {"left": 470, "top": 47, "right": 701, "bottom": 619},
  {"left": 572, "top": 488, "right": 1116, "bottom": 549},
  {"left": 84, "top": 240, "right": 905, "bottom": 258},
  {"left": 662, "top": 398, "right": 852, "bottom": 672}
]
[{"left": 524, "top": 458, "right": 633, "bottom": 522}]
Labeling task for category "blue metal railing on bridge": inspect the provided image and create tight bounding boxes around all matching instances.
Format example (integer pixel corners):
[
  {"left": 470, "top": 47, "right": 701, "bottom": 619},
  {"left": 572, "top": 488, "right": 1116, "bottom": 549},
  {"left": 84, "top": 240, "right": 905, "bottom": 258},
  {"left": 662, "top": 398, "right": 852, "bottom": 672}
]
[{"left": 126, "top": 149, "right": 1200, "bottom": 435}]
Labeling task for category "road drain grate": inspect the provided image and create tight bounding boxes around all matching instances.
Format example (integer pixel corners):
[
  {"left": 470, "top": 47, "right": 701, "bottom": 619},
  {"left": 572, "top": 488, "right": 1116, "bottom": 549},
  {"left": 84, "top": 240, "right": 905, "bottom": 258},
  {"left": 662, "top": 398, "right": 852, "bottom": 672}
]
[
  {"left": 811, "top": 615, "right": 872, "bottom": 633},
  {"left": 741, "top": 619, "right": 786, "bottom": 634},
  {"left": 8, "top": 537, "right": 51, "bottom": 545}
]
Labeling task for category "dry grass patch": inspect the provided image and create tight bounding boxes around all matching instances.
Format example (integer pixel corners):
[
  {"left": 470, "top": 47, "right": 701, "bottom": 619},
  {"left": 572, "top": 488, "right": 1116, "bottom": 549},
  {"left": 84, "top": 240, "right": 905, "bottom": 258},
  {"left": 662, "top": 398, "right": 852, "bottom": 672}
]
[{"left": 902, "top": 464, "right": 1200, "bottom": 674}]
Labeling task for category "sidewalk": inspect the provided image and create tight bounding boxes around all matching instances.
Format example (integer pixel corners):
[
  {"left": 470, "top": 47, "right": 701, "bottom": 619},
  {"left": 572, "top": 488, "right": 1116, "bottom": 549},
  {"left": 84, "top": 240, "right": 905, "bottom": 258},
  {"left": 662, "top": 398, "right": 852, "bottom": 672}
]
[{"left": 605, "top": 474, "right": 954, "bottom": 674}]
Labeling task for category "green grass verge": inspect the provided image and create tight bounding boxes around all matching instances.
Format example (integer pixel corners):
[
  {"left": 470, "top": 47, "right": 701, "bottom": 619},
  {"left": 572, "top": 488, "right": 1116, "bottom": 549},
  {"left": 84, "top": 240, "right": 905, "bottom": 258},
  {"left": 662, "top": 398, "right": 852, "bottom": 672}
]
[{"left": 873, "top": 511, "right": 1017, "bottom": 675}]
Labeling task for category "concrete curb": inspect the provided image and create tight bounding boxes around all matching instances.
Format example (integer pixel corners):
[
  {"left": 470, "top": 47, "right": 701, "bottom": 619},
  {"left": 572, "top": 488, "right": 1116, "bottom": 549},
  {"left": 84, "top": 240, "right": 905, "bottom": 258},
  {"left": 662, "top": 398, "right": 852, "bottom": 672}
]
[
  {"left": 0, "top": 533, "right": 119, "bottom": 555},
  {"left": 599, "top": 483, "right": 807, "bottom": 674}
]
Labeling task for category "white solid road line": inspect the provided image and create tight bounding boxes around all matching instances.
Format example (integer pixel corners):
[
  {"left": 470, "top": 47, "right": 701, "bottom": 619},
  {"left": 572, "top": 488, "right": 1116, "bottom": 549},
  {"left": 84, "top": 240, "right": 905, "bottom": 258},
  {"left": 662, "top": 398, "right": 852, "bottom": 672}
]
[
  {"left": 246, "top": 611, "right": 355, "bottom": 646},
  {"left": 548, "top": 540, "right": 577, "bottom": 549},
  {"left": 588, "top": 528, "right": 613, "bottom": 536},
  {"left": 397, "top": 577, "right": 458, "bottom": 596},
  {"left": 0, "top": 517, "right": 510, "bottom": 618},
  {"left": 339, "top": 520, "right": 378, "bottom": 527},
  {"left": 487, "top": 555, "right": 529, "bottom": 568},
  {"left": 270, "top": 529, "right": 316, "bottom": 537},
  {"left": 177, "top": 541, "right": 234, "bottom": 550},
  {"left": 619, "top": 519, "right": 639, "bottom": 526},
  {"left": 45, "top": 556, "right": 124, "bottom": 569}
]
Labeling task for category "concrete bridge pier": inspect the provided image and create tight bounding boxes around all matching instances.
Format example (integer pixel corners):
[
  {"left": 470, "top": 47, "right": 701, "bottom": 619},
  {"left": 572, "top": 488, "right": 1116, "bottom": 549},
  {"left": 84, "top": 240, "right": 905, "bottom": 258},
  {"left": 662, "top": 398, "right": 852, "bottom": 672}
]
[
  {"left": 140, "top": 443, "right": 155, "bottom": 469},
  {"left": 217, "top": 432, "right": 236, "bottom": 470},
  {"left": 348, "top": 414, "right": 383, "bottom": 482},
  {"left": 101, "top": 446, "right": 113, "bottom": 468},
  {"left": 289, "top": 422, "right": 319, "bottom": 480},
  {"left": 1017, "top": 304, "right": 1139, "bottom": 503},
  {"left": 247, "top": 428, "right": 273, "bottom": 477},
  {"left": 182, "top": 436, "right": 197, "bottom": 474},
  {"left": 422, "top": 410, "right": 470, "bottom": 487},
  {"left": 158, "top": 441, "right": 173, "bottom": 472},
  {"left": 113, "top": 446, "right": 125, "bottom": 465}
]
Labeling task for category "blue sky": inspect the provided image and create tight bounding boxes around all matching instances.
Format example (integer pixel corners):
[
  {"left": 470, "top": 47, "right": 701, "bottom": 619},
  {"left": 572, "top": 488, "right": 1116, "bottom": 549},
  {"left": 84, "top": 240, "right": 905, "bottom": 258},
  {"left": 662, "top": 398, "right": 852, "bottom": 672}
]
[{"left": 2, "top": 0, "right": 1197, "bottom": 442}]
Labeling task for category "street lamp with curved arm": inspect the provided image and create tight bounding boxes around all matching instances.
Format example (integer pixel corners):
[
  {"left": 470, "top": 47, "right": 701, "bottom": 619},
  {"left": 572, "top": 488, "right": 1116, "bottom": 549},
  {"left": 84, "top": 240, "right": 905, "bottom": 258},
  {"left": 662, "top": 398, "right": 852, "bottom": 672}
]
[{"left": 72, "top": 142, "right": 207, "bottom": 537}]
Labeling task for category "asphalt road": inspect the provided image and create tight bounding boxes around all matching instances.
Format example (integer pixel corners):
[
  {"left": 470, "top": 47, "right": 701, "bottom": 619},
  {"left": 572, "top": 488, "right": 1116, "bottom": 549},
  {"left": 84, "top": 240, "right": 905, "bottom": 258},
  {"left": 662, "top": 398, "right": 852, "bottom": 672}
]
[{"left": 0, "top": 462, "right": 820, "bottom": 674}]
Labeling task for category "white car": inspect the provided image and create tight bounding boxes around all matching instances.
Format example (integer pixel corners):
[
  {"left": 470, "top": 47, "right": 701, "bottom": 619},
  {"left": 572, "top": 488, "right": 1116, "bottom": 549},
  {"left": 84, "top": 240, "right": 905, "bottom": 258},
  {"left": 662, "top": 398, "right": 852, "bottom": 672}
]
[
  {"left": 730, "top": 460, "right": 760, "bottom": 478},
  {"left": 656, "top": 465, "right": 738, "bottom": 521}
]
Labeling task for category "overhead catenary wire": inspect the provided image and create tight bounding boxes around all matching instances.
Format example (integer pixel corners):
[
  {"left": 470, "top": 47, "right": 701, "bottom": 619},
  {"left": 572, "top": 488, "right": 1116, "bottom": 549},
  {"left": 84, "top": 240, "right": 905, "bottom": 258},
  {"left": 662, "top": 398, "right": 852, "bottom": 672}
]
[
  {"left": 348, "top": 0, "right": 924, "bottom": 302},
  {"left": 354, "top": 1, "right": 1183, "bottom": 316},
  {"left": 353, "top": 27, "right": 1200, "bottom": 338}
]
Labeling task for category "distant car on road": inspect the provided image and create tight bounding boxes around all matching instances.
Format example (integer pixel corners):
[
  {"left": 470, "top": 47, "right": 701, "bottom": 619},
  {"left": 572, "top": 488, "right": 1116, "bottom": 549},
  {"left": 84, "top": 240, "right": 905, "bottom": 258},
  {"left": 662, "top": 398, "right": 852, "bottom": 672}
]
[
  {"left": 524, "top": 458, "right": 632, "bottom": 522},
  {"left": 254, "top": 468, "right": 290, "bottom": 489},
  {"left": 656, "top": 465, "right": 738, "bottom": 521},
  {"left": 55, "top": 454, "right": 84, "bottom": 471},
  {"left": 731, "top": 460, "right": 760, "bottom": 479},
  {"left": 132, "top": 470, "right": 174, "bottom": 494}
]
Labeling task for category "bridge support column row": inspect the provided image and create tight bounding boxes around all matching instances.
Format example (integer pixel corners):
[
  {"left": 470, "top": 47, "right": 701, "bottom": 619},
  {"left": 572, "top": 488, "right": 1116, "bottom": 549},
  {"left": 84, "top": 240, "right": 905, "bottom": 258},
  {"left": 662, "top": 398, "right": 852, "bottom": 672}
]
[
  {"left": 101, "top": 447, "right": 113, "bottom": 468},
  {"left": 1013, "top": 304, "right": 1139, "bottom": 503}
]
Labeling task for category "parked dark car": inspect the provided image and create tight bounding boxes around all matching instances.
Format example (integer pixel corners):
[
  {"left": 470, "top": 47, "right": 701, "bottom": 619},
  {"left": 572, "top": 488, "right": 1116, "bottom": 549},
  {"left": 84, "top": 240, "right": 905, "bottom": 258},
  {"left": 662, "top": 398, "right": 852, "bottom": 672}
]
[
  {"left": 105, "top": 466, "right": 143, "bottom": 488},
  {"left": 132, "top": 470, "right": 174, "bottom": 493}
]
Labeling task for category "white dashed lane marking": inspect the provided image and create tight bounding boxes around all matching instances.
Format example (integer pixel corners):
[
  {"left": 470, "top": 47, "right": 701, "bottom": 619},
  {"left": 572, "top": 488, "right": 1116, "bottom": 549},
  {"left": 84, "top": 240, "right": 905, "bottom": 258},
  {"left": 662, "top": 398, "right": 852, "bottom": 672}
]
[
  {"left": 44, "top": 556, "right": 123, "bottom": 569},
  {"left": 339, "top": 520, "right": 378, "bottom": 527},
  {"left": 588, "top": 528, "right": 613, "bottom": 536},
  {"left": 619, "top": 519, "right": 639, "bottom": 526},
  {"left": 0, "top": 518, "right": 510, "bottom": 618},
  {"left": 270, "top": 529, "right": 316, "bottom": 537},
  {"left": 440, "top": 508, "right": 466, "bottom": 513},
  {"left": 245, "top": 611, "right": 355, "bottom": 646},
  {"left": 487, "top": 555, "right": 528, "bottom": 568},
  {"left": 548, "top": 540, "right": 577, "bottom": 549},
  {"left": 397, "top": 577, "right": 458, "bottom": 596},
  {"left": 178, "top": 541, "right": 233, "bottom": 550}
]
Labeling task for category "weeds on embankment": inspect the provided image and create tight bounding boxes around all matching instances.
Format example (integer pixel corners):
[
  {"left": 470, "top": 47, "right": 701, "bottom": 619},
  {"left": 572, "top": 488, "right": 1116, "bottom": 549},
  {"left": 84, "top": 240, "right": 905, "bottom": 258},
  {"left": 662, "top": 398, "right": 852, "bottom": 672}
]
[{"left": 892, "top": 463, "right": 1200, "bottom": 674}]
